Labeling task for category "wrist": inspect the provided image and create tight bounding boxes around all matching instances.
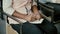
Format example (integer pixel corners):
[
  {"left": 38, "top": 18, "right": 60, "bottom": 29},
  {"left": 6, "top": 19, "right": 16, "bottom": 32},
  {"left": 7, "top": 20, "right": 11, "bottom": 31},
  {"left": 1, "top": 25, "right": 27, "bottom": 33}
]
[
  {"left": 23, "top": 15, "right": 29, "bottom": 20},
  {"left": 33, "top": 11, "right": 39, "bottom": 14},
  {"left": 19, "top": 14, "right": 27, "bottom": 19}
]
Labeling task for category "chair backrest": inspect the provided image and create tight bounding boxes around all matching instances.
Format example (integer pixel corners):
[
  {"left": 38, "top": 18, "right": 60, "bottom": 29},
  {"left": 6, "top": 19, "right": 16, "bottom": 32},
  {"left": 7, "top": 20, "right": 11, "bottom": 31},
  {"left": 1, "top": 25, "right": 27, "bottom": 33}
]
[
  {"left": 36, "top": 0, "right": 55, "bottom": 23},
  {"left": 37, "top": 0, "right": 60, "bottom": 23},
  {"left": 46, "top": 2, "right": 60, "bottom": 22},
  {"left": 0, "top": 0, "right": 4, "bottom": 20}
]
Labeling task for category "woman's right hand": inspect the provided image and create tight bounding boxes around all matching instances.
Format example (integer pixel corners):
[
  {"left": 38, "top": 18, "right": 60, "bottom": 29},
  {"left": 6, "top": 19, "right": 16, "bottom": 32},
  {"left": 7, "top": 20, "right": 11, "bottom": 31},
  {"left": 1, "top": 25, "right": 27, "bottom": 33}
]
[{"left": 24, "top": 13, "right": 36, "bottom": 22}]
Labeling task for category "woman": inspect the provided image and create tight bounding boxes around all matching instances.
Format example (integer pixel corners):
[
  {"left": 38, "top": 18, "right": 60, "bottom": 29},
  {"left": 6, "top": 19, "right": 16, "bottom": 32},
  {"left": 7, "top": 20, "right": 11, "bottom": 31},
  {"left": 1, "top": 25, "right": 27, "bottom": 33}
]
[{"left": 3, "top": 0, "right": 57, "bottom": 34}]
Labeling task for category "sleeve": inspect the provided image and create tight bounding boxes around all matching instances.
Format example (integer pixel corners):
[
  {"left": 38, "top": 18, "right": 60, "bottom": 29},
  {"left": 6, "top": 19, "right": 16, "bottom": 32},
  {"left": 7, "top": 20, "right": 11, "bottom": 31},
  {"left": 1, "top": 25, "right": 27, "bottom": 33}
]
[
  {"left": 30, "top": 19, "right": 44, "bottom": 24},
  {"left": 3, "top": 0, "right": 15, "bottom": 15},
  {"left": 33, "top": 0, "right": 37, "bottom": 5}
]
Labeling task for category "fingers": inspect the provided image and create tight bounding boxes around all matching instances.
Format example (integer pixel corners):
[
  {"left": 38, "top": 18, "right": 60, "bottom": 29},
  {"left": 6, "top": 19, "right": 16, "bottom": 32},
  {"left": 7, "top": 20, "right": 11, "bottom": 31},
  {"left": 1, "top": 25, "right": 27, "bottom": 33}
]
[
  {"left": 35, "top": 14, "right": 41, "bottom": 20},
  {"left": 26, "top": 12, "right": 42, "bottom": 22},
  {"left": 30, "top": 16, "right": 36, "bottom": 22},
  {"left": 27, "top": 13, "right": 37, "bottom": 22},
  {"left": 28, "top": 14, "right": 36, "bottom": 22}
]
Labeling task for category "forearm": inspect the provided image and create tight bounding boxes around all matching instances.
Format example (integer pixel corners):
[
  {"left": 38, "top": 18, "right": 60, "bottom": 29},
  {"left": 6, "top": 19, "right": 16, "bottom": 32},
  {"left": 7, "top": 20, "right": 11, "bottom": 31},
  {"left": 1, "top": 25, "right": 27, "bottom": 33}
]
[
  {"left": 12, "top": 11, "right": 27, "bottom": 19},
  {"left": 32, "top": 5, "right": 39, "bottom": 14},
  {"left": 12, "top": 11, "right": 35, "bottom": 21}
]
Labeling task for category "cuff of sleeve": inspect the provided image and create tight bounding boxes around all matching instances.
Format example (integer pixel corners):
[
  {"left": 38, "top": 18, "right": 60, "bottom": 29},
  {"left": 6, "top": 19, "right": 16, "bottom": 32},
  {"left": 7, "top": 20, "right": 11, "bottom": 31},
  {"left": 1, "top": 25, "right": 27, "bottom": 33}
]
[{"left": 30, "top": 19, "right": 44, "bottom": 24}]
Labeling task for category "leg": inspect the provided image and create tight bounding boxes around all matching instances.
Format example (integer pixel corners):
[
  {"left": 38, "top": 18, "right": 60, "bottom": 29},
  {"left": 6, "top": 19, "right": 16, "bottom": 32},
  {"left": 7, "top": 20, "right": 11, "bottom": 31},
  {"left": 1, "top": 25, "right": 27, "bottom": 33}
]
[
  {"left": 35, "top": 19, "right": 57, "bottom": 34},
  {"left": 10, "top": 22, "right": 43, "bottom": 34},
  {"left": 22, "top": 22, "right": 43, "bottom": 34}
]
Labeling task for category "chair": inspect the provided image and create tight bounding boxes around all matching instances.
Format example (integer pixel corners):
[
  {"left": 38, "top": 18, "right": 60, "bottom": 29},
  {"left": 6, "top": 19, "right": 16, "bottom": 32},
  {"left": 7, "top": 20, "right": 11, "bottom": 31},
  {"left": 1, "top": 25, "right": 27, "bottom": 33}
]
[{"left": 36, "top": 0, "right": 60, "bottom": 24}]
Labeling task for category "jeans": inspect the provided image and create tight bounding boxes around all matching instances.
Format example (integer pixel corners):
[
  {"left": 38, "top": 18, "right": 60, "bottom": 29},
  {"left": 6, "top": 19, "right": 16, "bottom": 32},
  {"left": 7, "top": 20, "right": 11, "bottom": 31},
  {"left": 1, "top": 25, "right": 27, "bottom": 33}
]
[
  {"left": 35, "top": 19, "right": 57, "bottom": 34},
  {"left": 10, "top": 22, "right": 43, "bottom": 34},
  {"left": 10, "top": 19, "right": 57, "bottom": 34}
]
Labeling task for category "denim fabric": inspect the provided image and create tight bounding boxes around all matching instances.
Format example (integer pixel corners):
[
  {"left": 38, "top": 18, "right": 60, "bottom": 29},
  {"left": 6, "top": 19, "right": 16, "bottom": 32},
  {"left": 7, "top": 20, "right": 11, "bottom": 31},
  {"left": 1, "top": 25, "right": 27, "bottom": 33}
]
[{"left": 10, "top": 22, "right": 43, "bottom": 34}]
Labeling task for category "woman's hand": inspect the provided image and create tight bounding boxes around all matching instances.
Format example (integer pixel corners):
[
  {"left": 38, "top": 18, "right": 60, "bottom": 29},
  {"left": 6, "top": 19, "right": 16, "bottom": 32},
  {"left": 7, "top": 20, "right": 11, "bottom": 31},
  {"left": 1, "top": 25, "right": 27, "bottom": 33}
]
[
  {"left": 32, "top": 5, "right": 42, "bottom": 20},
  {"left": 24, "top": 12, "right": 36, "bottom": 22},
  {"left": 34, "top": 12, "right": 42, "bottom": 20},
  {"left": 24, "top": 12, "right": 42, "bottom": 22}
]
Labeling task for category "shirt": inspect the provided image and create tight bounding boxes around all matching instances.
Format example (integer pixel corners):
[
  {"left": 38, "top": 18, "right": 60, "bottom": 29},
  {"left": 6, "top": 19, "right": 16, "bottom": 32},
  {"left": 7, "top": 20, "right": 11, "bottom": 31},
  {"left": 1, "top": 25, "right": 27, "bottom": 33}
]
[{"left": 3, "top": 0, "right": 44, "bottom": 24}]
